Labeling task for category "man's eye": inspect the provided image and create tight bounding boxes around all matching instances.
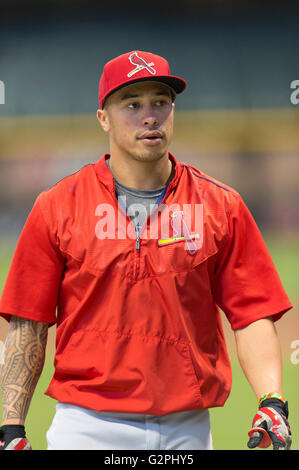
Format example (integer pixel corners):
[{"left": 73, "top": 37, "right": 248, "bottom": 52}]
[
  {"left": 156, "top": 100, "right": 170, "bottom": 107},
  {"left": 128, "top": 102, "right": 139, "bottom": 109}
]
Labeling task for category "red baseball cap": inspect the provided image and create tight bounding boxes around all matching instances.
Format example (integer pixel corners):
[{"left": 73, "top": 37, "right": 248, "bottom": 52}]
[{"left": 98, "top": 50, "right": 187, "bottom": 109}]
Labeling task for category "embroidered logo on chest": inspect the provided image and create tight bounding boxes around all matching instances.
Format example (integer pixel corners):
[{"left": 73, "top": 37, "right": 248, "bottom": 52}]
[{"left": 158, "top": 211, "right": 201, "bottom": 255}]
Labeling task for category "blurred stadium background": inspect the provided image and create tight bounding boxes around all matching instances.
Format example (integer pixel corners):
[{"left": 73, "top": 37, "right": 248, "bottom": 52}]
[{"left": 0, "top": 0, "right": 298, "bottom": 450}]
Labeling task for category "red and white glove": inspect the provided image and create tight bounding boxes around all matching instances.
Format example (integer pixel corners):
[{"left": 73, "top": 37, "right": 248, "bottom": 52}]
[
  {"left": 0, "top": 425, "right": 32, "bottom": 450},
  {"left": 247, "top": 393, "right": 292, "bottom": 450}
]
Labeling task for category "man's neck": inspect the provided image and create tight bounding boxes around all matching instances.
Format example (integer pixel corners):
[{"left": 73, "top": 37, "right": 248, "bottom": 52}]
[{"left": 108, "top": 153, "right": 173, "bottom": 190}]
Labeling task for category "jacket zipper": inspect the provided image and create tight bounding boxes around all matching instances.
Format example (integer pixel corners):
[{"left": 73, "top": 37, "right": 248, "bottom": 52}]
[
  {"left": 136, "top": 223, "right": 141, "bottom": 250},
  {"left": 133, "top": 186, "right": 170, "bottom": 282},
  {"left": 111, "top": 167, "right": 177, "bottom": 282},
  {"left": 115, "top": 195, "right": 142, "bottom": 281},
  {"left": 133, "top": 223, "right": 142, "bottom": 281}
]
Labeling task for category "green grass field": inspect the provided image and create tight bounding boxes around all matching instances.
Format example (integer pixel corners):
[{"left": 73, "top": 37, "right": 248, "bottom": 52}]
[{"left": 0, "top": 236, "right": 298, "bottom": 450}]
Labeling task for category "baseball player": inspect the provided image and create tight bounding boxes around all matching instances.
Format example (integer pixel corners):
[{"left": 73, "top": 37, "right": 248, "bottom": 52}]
[{"left": 0, "top": 51, "right": 293, "bottom": 450}]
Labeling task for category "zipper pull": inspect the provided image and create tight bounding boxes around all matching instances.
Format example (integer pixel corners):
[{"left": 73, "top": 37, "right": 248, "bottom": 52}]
[{"left": 136, "top": 223, "right": 141, "bottom": 250}]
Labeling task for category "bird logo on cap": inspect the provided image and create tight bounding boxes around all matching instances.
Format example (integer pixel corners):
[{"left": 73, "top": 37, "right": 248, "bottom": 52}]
[{"left": 127, "top": 52, "right": 156, "bottom": 78}]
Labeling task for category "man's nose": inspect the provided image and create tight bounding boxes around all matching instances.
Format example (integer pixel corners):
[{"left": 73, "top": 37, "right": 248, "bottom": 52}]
[{"left": 142, "top": 107, "right": 159, "bottom": 127}]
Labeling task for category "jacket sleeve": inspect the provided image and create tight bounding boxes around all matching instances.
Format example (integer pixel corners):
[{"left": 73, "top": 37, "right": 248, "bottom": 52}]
[
  {"left": 0, "top": 193, "right": 64, "bottom": 324},
  {"left": 213, "top": 194, "right": 293, "bottom": 330}
]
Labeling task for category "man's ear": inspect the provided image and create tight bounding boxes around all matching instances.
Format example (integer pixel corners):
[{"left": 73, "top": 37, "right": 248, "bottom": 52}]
[{"left": 97, "top": 108, "right": 110, "bottom": 133}]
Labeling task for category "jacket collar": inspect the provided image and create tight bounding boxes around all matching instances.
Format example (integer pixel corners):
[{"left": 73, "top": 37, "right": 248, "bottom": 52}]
[{"left": 94, "top": 153, "right": 183, "bottom": 196}]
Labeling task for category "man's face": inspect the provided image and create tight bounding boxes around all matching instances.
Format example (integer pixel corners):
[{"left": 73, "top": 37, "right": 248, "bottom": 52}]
[{"left": 97, "top": 81, "right": 175, "bottom": 163}]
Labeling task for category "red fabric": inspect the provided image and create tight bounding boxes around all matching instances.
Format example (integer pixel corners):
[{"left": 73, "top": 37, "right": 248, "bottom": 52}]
[{"left": 0, "top": 154, "right": 292, "bottom": 415}]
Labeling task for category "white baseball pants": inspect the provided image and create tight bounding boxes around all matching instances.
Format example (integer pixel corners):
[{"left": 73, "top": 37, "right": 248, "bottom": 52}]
[{"left": 46, "top": 402, "right": 213, "bottom": 450}]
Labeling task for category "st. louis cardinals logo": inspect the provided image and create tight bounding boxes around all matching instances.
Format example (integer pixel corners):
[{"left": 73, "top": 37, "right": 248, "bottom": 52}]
[
  {"left": 127, "top": 52, "right": 156, "bottom": 78},
  {"left": 158, "top": 210, "right": 201, "bottom": 255}
]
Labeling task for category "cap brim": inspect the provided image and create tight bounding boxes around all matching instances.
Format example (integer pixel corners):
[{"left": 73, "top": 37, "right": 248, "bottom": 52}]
[
  {"left": 150, "top": 75, "right": 187, "bottom": 94},
  {"left": 102, "top": 75, "right": 186, "bottom": 108}
]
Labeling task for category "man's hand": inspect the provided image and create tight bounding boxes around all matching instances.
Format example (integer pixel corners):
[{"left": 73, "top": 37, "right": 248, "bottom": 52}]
[
  {"left": 0, "top": 425, "right": 32, "bottom": 450},
  {"left": 247, "top": 396, "right": 292, "bottom": 450}
]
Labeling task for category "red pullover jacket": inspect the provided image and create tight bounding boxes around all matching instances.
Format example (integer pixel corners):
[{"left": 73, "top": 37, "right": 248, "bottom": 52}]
[{"left": 0, "top": 154, "right": 292, "bottom": 414}]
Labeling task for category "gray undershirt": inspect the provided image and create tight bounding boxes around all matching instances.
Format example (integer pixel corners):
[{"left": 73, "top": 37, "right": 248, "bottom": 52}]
[{"left": 106, "top": 158, "right": 168, "bottom": 231}]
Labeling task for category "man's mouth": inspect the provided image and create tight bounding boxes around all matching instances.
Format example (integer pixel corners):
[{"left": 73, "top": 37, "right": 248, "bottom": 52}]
[{"left": 137, "top": 131, "right": 164, "bottom": 145}]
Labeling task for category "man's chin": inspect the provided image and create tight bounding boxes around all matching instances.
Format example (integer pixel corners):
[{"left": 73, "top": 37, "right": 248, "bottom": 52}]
[
  {"left": 134, "top": 151, "right": 168, "bottom": 163},
  {"left": 132, "top": 144, "right": 168, "bottom": 163}
]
